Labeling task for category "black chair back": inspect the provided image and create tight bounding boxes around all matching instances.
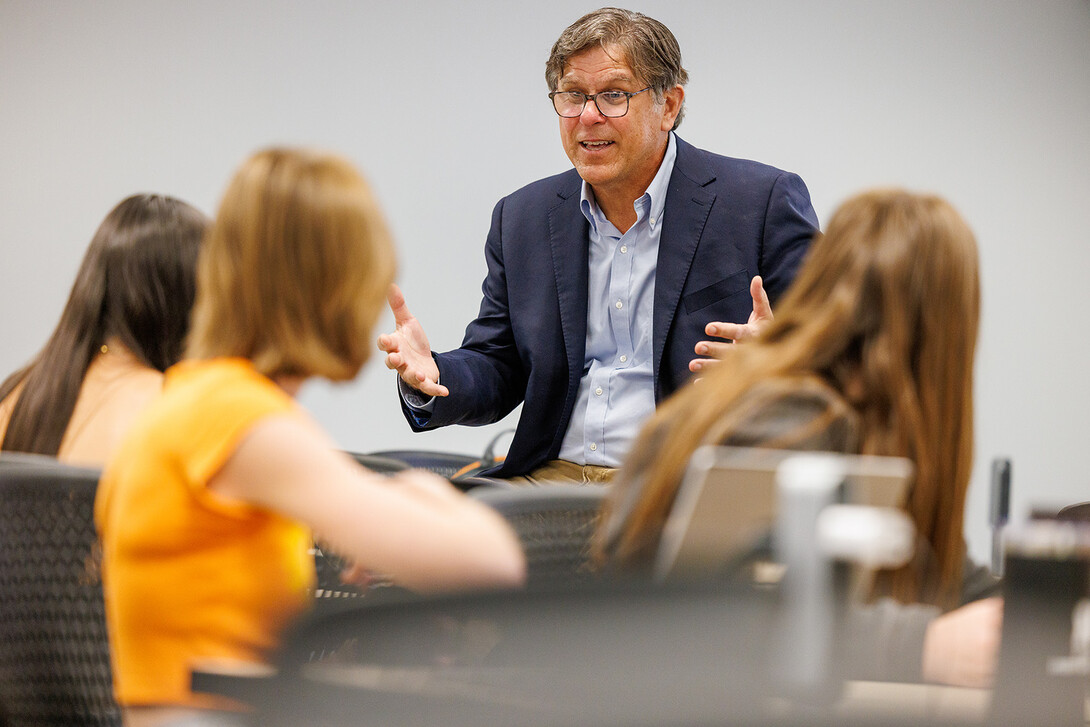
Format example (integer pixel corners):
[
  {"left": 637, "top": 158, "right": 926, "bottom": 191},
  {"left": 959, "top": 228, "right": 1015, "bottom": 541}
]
[
  {"left": 261, "top": 580, "right": 781, "bottom": 727},
  {"left": 0, "top": 454, "right": 120, "bottom": 726},
  {"left": 366, "top": 449, "right": 481, "bottom": 480},
  {"left": 343, "top": 452, "right": 410, "bottom": 475},
  {"left": 470, "top": 485, "right": 606, "bottom": 587}
]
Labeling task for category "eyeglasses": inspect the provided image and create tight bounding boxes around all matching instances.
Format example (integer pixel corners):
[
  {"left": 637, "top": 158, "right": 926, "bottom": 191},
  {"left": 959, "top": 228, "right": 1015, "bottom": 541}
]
[{"left": 549, "top": 87, "right": 652, "bottom": 118}]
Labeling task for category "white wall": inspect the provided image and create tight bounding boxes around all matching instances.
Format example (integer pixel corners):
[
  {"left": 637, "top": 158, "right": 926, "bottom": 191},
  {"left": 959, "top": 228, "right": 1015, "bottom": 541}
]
[{"left": 2, "top": 0, "right": 1088, "bottom": 563}]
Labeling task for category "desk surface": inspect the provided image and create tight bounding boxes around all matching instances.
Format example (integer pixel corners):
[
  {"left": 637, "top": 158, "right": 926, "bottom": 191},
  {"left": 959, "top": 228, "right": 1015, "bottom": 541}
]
[
  {"left": 839, "top": 681, "right": 1090, "bottom": 725},
  {"left": 838, "top": 681, "right": 992, "bottom": 722}
]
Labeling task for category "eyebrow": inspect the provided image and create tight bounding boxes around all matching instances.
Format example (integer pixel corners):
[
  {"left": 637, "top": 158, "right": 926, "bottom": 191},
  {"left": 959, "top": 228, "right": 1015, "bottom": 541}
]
[{"left": 558, "top": 73, "right": 636, "bottom": 90}]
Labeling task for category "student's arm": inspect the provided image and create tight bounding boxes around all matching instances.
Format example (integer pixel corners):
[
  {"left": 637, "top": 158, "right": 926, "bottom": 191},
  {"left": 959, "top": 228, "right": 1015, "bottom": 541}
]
[
  {"left": 921, "top": 597, "right": 1003, "bottom": 688},
  {"left": 208, "top": 415, "right": 526, "bottom": 593},
  {"left": 844, "top": 596, "right": 1002, "bottom": 687}
]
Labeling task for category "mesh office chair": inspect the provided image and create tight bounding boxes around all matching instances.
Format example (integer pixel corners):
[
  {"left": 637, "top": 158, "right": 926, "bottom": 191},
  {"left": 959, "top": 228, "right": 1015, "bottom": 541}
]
[
  {"left": 369, "top": 429, "right": 516, "bottom": 486},
  {"left": 343, "top": 452, "right": 410, "bottom": 475},
  {"left": 0, "top": 454, "right": 120, "bottom": 727},
  {"left": 470, "top": 485, "right": 606, "bottom": 587},
  {"left": 366, "top": 449, "right": 482, "bottom": 480}
]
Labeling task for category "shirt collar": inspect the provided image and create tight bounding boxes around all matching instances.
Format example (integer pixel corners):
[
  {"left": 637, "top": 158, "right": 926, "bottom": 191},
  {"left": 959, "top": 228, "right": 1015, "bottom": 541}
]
[{"left": 580, "top": 131, "right": 678, "bottom": 232}]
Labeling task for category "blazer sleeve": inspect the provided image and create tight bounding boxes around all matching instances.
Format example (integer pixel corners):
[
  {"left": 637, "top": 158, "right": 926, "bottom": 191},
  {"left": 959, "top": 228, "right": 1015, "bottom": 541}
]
[
  {"left": 400, "top": 196, "right": 529, "bottom": 432},
  {"left": 758, "top": 171, "right": 819, "bottom": 305}
]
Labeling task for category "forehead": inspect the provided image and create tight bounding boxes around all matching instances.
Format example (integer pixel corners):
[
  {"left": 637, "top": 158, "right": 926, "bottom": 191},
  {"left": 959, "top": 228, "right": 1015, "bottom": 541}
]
[{"left": 559, "top": 44, "right": 638, "bottom": 87}]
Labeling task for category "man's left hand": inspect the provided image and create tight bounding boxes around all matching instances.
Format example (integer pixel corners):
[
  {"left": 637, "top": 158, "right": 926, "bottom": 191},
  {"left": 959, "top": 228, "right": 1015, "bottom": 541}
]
[{"left": 689, "top": 275, "right": 773, "bottom": 373}]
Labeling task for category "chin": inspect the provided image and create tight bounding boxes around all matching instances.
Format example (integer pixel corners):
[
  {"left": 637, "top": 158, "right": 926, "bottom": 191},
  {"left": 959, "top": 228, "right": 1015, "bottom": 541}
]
[{"left": 573, "top": 163, "right": 615, "bottom": 187}]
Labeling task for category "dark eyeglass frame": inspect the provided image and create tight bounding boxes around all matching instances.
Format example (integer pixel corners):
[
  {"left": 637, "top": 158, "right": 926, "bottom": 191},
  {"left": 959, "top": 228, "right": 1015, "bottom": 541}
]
[{"left": 548, "top": 87, "right": 652, "bottom": 118}]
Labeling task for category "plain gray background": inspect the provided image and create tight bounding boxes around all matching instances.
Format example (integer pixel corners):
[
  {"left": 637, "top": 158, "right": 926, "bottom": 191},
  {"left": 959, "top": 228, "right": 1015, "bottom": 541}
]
[{"left": 2, "top": 1, "right": 1088, "bottom": 563}]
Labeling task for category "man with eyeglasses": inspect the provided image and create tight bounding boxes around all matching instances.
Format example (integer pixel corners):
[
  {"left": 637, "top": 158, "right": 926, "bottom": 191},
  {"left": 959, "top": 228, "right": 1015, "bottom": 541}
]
[{"left": 379, "top": 7, "right": 818, "bottom": 483}]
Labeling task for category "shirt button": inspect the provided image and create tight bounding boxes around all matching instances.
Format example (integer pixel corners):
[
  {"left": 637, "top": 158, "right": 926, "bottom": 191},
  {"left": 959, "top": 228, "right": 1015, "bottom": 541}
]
[
  {"left": 595, "top": 387, "right": 603, "bottom": 396},
  {"left": 620, "top": 245, "right": 628, "bottom": 254},
  {"left": 589, "top": 443, "right": 598, "bottom": 452},
  {"left": 650, "top": 217, "right": 656, "bottom": 227},
  {"left": 615, "top": 300, "right": 623, "bottom": 309},
  {"left": 619, "top": 355, "right": 627, "bottom": 363}
]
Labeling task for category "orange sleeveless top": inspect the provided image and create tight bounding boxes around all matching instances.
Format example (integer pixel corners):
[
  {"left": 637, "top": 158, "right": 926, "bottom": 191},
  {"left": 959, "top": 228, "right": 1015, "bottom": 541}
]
[{"left": 95, "top": 358, "right": 315, "bottom": 708}]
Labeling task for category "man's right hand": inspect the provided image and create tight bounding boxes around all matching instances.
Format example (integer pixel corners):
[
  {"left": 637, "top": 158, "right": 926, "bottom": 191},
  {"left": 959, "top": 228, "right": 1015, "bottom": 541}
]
[
  {"left": 689, "top": 275, "right": 774, "bottom": 373},
  {"left": 377, "top": 284, "right": 449, "bottom": 397}
]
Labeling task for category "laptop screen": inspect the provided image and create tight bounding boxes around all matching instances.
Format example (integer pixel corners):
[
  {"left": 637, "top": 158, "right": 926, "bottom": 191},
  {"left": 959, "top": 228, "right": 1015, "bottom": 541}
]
[{"left": 654, "top": 446, "right": 913, "bottom": 585}]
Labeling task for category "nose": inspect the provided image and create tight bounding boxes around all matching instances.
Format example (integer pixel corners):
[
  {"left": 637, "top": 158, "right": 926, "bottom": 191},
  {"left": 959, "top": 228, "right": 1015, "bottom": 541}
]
[{"left": 579, "top": 98, "right": 607, "bottom": 125}]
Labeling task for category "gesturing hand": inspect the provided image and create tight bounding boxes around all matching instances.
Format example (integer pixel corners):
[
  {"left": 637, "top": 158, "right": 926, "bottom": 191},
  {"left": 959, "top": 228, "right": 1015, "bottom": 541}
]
[
  {"left": 376, "top": 284, "right": 449, "bottom": 397},
  {"left": 689, "top": 275, "right": 774, "bottom": 374}
]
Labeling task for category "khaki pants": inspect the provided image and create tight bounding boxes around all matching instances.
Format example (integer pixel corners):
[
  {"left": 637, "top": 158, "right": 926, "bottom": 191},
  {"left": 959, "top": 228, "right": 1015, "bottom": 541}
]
[{"left": 505, "top": 459, "right": 616, "bottom": 486}]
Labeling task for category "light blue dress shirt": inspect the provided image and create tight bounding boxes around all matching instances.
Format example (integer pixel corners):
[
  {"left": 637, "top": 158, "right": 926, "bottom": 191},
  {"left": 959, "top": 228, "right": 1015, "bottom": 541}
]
[{"left": 557, "top": 133, "right": 678, "bottom": 467}]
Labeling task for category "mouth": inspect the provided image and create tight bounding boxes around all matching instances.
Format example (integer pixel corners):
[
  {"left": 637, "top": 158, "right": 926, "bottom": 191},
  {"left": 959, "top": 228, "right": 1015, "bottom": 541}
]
[{"left": 579, "top": 140, "right": 614, "bottom": 150}]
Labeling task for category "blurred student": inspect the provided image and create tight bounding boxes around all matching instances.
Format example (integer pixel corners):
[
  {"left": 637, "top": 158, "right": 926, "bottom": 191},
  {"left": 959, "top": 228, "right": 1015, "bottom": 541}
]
[
  {"left": 0, "top": 194, "right": 208, "bottom": 466},
  {"left": 594, "top": 189, "right": 1001, "bottom": 687},
  {"left": 95, "top": 149, "right": 526, "bottom": 727}
]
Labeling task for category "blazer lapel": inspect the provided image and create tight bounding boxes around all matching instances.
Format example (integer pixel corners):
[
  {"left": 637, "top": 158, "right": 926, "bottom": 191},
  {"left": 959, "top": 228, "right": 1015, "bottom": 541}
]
[
  {"left": 653, "top": 137, "right": 717, "bottom": 398},
  {"left": 547, "top": 175, "right": 590, "bottom": 398}
]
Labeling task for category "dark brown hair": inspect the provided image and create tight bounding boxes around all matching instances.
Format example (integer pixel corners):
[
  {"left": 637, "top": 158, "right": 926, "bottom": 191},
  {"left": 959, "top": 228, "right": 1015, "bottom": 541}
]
[{"left": 0, "top": 194, "right": 209, "bottom": 455}]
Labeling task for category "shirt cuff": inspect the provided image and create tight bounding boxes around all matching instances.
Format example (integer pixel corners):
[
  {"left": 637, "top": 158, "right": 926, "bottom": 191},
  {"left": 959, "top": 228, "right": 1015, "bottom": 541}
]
[{"left": 398, "top": 376, "right": 436, "bottom": 412}]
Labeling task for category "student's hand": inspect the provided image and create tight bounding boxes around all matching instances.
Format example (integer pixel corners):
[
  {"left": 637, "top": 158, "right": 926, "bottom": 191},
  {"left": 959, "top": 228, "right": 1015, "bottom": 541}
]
[
  {"left": 377, "top": 284, "right": 449, "bottom": 397},
  {"left": 689, "top": 276, "right": 773, "bottom": 374},
  {"left": 338, "top": 561, "right": 377, "bottom": 588},
  {"left": 922, "top": 597, "right": 1004, "bottom": 688}
]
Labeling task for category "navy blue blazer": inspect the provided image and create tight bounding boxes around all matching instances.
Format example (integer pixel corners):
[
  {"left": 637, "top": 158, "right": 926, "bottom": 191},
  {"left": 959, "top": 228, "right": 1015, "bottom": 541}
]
[{"left": 403, "top": 136, "right": 819, "bottom": 477}]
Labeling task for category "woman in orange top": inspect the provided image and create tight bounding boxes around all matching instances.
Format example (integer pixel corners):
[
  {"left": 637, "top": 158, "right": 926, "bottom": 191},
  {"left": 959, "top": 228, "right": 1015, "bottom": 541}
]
[
  {"left": 0, "top": 194, "right": 208, "bottom": 466},
  {"left": 95, "top": 148, "right": 526, "bottom": 727}
]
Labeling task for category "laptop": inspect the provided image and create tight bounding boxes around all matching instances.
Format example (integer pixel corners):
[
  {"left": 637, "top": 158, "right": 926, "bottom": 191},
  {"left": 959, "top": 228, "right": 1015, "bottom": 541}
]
[{"left": 653, "top": 446, "right": 914, "bottom": 585}]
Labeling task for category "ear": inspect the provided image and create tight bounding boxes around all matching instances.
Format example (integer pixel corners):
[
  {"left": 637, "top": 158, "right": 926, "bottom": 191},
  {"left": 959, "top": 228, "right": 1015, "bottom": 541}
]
[{"left": 659, "top": 85, "right": 684, "bottom": 131}]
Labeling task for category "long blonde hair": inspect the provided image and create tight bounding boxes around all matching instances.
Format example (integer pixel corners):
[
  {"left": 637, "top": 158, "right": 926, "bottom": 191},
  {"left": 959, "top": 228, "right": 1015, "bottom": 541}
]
[
  {"left": 187, "top": 148, "right": 396, "bottom": 381},
  {"left": 599, "top": 189, "right": 980, "bottom": 608}
]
